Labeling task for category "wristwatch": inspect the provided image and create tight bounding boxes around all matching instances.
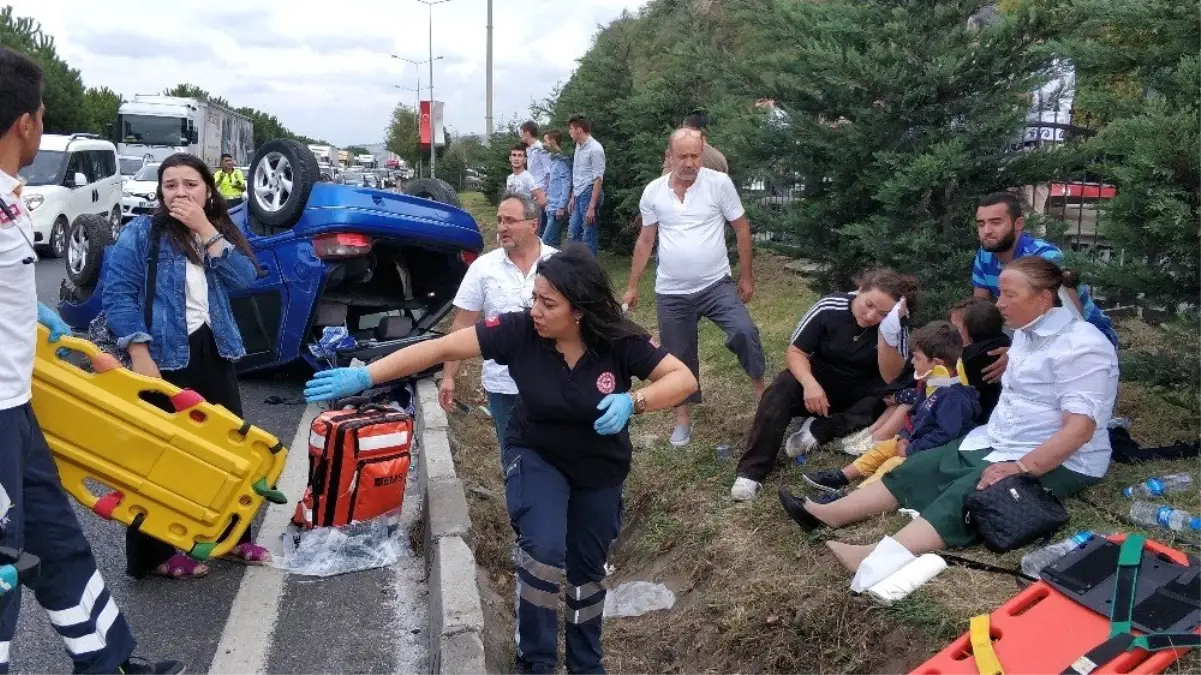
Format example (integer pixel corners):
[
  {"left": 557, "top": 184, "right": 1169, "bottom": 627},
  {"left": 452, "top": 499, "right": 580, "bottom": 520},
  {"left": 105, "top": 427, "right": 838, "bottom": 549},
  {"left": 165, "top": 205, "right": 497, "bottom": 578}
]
[{"left": 631, "top": 390, "right": 647, "bottom": 415}]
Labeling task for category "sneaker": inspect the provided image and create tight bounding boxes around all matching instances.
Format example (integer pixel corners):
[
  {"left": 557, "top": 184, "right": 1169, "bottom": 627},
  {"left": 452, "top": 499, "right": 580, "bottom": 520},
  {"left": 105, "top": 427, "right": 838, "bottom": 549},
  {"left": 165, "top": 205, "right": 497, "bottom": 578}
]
[
  {"left": 811, "top": 491, "right": 845, "bottom": 505},
  {"left": 840, "top": 429, "right": 875, "bottom": 457},
  {"left": 784, "top": 418, "right": 819, "bottom": 458},
  {"left": 777, "top": 487, "right": 825, "bottom": 532},
  {"left": 119, "top": 657, "right": 186, "bottom": 674},
  {"left": 730, "top": 476, "right": 761, "bottom": 501},
  {"left": 669, "top": 424, "right": 692, "bottom": 447},
  {"left": 802, "top": 468, "right": 850, "bottom": 493}
]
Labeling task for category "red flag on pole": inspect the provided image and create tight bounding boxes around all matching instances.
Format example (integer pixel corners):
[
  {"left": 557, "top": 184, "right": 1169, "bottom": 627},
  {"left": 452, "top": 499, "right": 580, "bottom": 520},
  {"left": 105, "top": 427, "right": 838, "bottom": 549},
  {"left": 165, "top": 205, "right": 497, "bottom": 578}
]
[{"left": 420, "top": 100, "right": 432, "bottom": 147}]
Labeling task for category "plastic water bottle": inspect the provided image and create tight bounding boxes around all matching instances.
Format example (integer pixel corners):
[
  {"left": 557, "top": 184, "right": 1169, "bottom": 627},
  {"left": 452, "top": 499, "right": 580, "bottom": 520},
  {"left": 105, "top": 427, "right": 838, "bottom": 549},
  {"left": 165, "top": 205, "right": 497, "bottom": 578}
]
[
  {"left": 1020, "top": 531, "right": 1094, "bottom": 579},
  {"left": 1121, "top": 473, "right": 1193, "bottom": 499},
  {"left": 1129, "top": 501, "right": 1201, "bottom": 532}
]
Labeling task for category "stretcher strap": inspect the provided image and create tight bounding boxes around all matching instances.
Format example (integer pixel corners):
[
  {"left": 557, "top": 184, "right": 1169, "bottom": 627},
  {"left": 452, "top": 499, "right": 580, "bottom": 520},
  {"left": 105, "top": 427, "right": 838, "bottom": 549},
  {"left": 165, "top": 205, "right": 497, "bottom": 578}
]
[
  {"left": 237, "top": 421, "right": 252, "bottom": 438},
  {"left": 969, "top": 614, "right": 1004, "bottom": 675}
]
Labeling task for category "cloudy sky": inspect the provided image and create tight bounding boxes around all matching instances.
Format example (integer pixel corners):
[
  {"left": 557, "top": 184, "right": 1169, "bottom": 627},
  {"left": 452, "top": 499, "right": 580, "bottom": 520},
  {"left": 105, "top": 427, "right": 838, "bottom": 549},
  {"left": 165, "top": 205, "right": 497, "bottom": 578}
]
[{"left": 11, "top": 0, "right": 648, "bottom": 146}]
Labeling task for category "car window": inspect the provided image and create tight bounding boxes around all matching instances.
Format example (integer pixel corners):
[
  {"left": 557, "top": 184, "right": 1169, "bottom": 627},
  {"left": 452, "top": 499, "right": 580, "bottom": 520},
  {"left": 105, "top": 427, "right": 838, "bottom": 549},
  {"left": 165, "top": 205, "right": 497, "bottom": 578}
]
[
  {"left": 134, "top": 165, "right": 159, "bottom": 181},
  {"left": 95, "top": 150, "right": 118, "bottom": 179},
  {"left": 18, "top": 150, "right": 66, "bottom": 186},
  {"left": 119, "top": 157, "right": 144, "bottom": 176},
  {"left": 67, "top": 152, "right": 94, "bottom": 184}
]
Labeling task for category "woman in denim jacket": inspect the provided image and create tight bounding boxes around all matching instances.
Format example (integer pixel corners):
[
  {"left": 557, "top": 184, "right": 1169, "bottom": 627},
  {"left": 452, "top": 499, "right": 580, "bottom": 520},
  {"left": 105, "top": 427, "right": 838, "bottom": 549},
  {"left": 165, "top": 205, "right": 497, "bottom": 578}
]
[{"left": 103, "top": 153, "right": 267, "bottom": 580}]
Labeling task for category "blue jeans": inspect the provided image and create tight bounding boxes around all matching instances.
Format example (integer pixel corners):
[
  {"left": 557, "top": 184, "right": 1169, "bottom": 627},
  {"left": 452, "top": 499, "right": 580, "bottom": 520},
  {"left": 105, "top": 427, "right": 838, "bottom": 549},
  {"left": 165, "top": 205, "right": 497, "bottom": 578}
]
[
  {"left": 502, "top": 445, "right": 622, "bottom": 674},
  {"left": 567, "top": 185, "right": 602, "bottom": 256},
  {"left": 541, "top": 211, "right": 566, "bottom": 247},
  {"left": 488, "top": 392, "right": 519, "bottom": 457}
]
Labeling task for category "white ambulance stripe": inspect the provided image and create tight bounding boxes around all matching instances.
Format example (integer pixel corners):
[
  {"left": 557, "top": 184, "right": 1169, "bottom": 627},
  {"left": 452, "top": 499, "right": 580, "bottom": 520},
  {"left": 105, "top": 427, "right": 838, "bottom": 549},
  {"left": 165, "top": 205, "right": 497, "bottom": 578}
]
[
  {"left": 0, "top": 640, "right": 9, "bottom": 664},
  {"left": 357, "top": 431, "right": 409, "bottom": 452},
  {"left": 61, "top": 595, "right": 118, "bottom": 655},
  {"left": 790, "top": 297, "right": 851, "bottom": 344},
  {"left": 45, "top": 570, "right": 104, "bottom": 627}
]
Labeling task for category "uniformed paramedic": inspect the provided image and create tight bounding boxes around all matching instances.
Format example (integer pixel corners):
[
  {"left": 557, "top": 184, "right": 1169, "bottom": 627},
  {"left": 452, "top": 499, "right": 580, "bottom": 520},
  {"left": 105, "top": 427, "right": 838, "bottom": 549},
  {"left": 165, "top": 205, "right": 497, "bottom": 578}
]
[
  {"left": 304, "top": 243, "right": 698, "bottom": 674},
  {"left": 0, "top": 47, "right": 184, "bottom": 675}
]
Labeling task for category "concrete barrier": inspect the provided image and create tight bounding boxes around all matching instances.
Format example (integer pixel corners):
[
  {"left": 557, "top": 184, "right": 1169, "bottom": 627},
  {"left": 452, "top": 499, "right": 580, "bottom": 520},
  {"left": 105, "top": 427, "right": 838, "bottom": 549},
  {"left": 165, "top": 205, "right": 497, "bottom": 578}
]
[{"left": 415, "top": 378, "right": 487, "bottom": 674}]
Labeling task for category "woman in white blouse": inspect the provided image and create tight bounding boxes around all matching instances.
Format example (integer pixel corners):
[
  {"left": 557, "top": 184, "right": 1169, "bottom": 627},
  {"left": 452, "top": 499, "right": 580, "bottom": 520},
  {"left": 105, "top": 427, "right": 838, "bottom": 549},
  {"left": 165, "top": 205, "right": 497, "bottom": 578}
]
[{"left": 777, "top": 257, "right": 1119, "bottom": 570}]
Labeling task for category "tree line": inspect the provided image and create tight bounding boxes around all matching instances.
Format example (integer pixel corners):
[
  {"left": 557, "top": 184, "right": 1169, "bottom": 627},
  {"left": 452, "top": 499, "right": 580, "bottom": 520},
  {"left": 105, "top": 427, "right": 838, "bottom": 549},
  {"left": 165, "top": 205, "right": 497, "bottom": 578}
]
[
  {"left": 523, "top": 0, "right": 1197, "bottom": 395},
  {"left": 0, "top": 6, "right": 324, "bottom": 151}
]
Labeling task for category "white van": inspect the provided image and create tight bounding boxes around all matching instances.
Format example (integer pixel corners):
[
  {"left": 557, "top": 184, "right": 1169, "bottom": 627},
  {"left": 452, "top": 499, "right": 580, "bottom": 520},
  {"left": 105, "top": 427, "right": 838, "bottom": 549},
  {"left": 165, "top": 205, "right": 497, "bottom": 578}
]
[{"left": 17, "top": 133, "right": 123, "bottom": 257}]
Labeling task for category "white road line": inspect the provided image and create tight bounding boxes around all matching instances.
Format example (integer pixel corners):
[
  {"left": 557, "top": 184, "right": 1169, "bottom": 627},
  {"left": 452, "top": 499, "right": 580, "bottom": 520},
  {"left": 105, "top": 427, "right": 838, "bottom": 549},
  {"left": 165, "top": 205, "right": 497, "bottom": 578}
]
[{"left": 209, "top": 404, "right": 318, "bottom": 675}]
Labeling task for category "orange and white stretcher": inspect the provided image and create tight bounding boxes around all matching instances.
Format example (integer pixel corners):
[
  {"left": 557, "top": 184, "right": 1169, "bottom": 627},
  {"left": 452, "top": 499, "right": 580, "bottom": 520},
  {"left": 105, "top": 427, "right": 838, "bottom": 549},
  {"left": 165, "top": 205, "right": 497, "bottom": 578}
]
[{"left": 30, "top": 326, "right": 289, "bottom": 561}]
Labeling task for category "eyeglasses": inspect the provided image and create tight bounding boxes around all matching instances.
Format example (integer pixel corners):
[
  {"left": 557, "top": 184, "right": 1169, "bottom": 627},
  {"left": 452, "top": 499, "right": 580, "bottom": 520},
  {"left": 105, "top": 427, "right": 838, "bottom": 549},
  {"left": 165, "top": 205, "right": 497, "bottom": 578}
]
[{"left": 497, "top": 216, "right": 532, "bottom": 226}]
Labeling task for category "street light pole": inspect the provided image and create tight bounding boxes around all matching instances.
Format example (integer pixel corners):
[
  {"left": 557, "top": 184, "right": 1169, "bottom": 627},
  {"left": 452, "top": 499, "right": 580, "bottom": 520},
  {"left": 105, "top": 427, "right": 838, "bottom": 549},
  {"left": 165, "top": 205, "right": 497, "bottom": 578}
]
[
  {"left": 486, "top": 0, "right": 493, "bottom": 141},
  {"left": 417, "top": 0, "right": 452, "bottom": 177},
  {"left": 393, "top": 54, "right": 442, "bottom": 178}
]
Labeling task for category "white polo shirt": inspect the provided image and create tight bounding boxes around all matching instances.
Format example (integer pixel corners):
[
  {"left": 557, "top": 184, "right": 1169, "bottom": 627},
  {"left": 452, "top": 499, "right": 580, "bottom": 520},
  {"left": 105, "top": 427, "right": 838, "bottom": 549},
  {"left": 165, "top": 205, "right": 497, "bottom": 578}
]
[
  {"left": 638, "top": 167, "right": 745, "bottom": 296},
  {"left": 452, "top": 242, "right": 558, "bottom": 394},
  {"left": 0, "top": 170, "right": 39, "bottom": 410}
]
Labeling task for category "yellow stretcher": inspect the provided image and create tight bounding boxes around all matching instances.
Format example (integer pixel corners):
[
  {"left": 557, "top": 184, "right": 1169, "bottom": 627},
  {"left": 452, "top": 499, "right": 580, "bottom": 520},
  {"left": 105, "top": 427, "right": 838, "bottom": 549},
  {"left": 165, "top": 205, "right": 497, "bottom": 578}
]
[{"left": 30, "top": 326, "right": 289, "bottom": 561}]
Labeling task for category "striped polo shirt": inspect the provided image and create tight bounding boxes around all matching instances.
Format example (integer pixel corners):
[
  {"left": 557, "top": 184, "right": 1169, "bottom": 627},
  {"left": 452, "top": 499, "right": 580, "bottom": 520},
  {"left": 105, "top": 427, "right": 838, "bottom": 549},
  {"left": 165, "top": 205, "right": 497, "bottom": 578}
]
[{"left": 971, "top": 233, "right": 1118, "bottom": 347}]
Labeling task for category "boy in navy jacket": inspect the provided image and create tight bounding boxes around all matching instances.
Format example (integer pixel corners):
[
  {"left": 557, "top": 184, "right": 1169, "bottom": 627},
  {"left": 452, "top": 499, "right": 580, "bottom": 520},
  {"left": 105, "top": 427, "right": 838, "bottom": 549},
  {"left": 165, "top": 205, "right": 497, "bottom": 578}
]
[{"left": 803, "top": 321, "right": 980, "bottom": 492}]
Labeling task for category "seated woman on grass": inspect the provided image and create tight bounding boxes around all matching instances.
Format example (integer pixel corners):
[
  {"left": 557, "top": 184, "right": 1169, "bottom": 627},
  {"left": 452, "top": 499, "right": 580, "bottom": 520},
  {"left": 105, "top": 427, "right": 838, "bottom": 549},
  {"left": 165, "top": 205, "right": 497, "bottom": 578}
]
[{"left": 778, "top": 257, "right": 1119, "bottom": 569}]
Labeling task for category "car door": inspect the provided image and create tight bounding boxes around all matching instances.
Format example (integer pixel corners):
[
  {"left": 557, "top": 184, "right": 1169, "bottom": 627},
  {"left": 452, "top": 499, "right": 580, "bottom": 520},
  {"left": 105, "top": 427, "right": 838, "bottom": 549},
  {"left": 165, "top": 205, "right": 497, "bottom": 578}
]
[
  {"left": 226, "top": 214, "right": 290, "bottom": 371},
  {"left": 94, "top": 149, "right": 122, "bottom": 219},
  {"left": 65, "top": 150, "right": 95, "bottom": 222}
]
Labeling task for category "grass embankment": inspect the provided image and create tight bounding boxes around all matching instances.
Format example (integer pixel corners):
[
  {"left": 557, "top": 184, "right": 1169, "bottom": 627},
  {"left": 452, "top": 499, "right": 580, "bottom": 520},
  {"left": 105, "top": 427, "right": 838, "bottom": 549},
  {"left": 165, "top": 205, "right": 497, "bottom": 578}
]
[{"left": 446, "top": 192, "right": 1200, "bottom": 673}]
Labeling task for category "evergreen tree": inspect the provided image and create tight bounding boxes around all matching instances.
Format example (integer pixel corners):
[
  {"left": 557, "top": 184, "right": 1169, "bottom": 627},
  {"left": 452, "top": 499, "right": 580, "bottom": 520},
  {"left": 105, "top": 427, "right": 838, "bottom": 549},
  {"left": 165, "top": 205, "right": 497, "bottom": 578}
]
[{"left": 726, "top": 0, "right": 1071, "bottom": 317}]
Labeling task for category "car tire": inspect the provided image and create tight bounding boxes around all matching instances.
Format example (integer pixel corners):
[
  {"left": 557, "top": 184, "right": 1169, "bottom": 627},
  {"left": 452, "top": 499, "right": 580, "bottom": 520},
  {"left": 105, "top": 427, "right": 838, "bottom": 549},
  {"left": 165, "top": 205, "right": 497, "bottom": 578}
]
[
  {"left": 45, "top": 217, "right": 69, "bottom": 258},
  {"left": 65, "top": 213, "right": 112, "bottom": 288},
  {"left": 109, "top": 205, "right": 123, "bottom": 242},
  {"left": 248, "top": 139, "right": 319, "bottom": 229},
  {"left": 402, "top": 178, "right": 461, "bottom": 207}
]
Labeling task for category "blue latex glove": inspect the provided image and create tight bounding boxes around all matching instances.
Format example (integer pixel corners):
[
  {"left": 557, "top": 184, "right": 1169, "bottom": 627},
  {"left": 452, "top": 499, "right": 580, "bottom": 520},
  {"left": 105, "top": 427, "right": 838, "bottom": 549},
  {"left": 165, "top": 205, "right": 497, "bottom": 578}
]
[
  {"left": 594, "top": 393, "right": 634, "bottom": 435},
  {"left": 37, "top": 303, "right": 71, "bottom": 343},
  {"left": 304, "top": 367, "right": 373, "bottom": 402}
]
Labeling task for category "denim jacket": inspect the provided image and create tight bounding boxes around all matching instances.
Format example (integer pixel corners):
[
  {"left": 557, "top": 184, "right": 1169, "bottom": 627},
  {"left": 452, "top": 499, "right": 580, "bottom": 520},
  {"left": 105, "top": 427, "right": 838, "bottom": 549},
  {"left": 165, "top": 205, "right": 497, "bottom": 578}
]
[
  {"left": 102, "top": 216, "right": 257, "bottom": 370},
  {"left": 546, "top": 153, "right": 572, "bottom": 211}
]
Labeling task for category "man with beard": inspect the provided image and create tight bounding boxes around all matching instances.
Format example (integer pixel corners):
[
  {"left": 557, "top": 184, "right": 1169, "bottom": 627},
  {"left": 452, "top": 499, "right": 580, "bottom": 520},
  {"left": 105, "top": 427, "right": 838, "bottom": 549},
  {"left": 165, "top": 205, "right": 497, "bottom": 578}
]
[{"left": 971, "top": 192, "right": 1118, "bottom": 381}]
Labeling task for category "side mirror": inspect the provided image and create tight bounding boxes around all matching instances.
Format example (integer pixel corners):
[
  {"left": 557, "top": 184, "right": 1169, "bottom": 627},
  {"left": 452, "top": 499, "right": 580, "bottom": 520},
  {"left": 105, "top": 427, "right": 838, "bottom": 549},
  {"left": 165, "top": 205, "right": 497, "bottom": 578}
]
[{"left": 66, "top": 172, "right": 88, "bottom": 188}]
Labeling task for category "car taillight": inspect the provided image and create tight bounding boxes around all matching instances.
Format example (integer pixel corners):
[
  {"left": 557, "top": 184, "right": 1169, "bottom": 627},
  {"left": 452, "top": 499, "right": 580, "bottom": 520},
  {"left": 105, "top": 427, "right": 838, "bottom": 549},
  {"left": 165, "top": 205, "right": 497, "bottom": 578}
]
[
  {"left": 313, "top": 233, "right": 373, "bottom": 259},
  {"left": 460, "top": 250, "right": 479, "bottom": 265}
]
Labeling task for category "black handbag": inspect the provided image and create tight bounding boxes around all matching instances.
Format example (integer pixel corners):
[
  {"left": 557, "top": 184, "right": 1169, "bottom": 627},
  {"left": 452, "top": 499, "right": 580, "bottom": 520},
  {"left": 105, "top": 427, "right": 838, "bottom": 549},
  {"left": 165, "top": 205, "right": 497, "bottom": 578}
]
[{"left": 963, "top": 472, "right": 1069, "bottom": 553}]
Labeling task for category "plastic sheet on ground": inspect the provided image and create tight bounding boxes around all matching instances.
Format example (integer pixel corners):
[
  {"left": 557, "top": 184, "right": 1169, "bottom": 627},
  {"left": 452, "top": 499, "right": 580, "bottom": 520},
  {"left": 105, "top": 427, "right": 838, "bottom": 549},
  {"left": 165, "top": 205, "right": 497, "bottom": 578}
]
[
  {"left": 603, "top": 581, "right": 675, "bottom": 618},
  {"left": 274, "top": 513, "right": 408, "bottom": 578}
]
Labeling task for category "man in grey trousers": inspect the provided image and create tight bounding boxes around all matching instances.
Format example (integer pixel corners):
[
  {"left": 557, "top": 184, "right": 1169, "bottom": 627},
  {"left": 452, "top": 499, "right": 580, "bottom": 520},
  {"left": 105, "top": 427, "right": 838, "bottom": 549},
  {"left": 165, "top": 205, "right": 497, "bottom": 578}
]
[{"left": 623, "top": 127, "right": 766, "bottom": 446}]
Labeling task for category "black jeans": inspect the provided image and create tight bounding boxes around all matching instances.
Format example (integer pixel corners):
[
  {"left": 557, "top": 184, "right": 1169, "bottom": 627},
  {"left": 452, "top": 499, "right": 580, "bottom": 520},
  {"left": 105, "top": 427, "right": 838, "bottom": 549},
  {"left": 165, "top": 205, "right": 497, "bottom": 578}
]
[
  {"left": 125, "top": 325, "right": 251, "bottom": 577},
  {"left": 735, "top": 368, "right": 886, "bottom": 482}
]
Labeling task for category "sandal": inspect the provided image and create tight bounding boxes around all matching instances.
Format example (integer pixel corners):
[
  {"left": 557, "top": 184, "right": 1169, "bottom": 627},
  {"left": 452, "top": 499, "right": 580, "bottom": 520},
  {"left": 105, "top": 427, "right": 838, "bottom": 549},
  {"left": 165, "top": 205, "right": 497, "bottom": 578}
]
[
  {"left": 223, "top": 542, "right": 272, "bottom": 565},
  {"left": 151, "top": 553, "right": 210, "bottom": 580}
]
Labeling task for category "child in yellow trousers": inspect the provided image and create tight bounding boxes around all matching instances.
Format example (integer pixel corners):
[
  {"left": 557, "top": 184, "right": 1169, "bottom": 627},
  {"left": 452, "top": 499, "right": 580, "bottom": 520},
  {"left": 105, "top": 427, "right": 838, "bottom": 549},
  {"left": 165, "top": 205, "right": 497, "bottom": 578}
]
[{"left": 802, "top": 321, "right": 981, "bottom": 493}]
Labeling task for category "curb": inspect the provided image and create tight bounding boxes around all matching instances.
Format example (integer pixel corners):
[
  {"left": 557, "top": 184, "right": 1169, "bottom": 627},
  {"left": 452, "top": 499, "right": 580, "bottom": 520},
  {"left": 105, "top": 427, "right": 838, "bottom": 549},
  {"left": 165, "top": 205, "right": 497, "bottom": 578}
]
[{"left": 415, "top": 378, "right": 487, "bottom": 674}]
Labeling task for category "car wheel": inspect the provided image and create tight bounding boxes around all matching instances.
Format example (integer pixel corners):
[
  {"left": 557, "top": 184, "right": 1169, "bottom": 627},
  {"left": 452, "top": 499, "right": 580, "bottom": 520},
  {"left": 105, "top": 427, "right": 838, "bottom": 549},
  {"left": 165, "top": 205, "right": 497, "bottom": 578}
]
[
  {"left": 402, "top": 178, "right": 461, "bottom": 207},
  {"left": 46, "top": 217, "right": 69, "bottom": 258},
  {"left": 109, "top": 205, "right": 123, "bottom": 241},
  {"left": 66, "top": 213, "right": 113, "bottom": 288},
  {"left": 248, "top": 139, "right": 319, "bottom": 229}
]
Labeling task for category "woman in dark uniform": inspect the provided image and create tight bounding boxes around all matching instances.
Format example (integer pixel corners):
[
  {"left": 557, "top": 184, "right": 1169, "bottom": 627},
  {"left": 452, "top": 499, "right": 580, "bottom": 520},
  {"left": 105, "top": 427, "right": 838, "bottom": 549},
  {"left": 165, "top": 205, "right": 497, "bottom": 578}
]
[{"left": 304, "top": 244, "right": 697, "bottom": 674}]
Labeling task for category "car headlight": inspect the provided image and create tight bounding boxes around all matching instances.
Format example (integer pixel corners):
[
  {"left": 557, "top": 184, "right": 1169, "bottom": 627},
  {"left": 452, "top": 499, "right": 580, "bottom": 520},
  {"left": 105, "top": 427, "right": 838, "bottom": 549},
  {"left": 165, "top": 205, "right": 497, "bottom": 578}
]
[{"left": 22, "top": 193, "right": 44, "bottom": 211}]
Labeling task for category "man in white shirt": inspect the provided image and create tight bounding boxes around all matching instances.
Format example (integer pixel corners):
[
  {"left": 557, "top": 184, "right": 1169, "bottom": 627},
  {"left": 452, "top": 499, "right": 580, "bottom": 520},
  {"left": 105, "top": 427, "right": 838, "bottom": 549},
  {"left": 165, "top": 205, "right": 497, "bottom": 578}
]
[
  {"left": 520, "top": 121, "right": 550, "bottom": 212},
  {"left": 505, "top": 144, "right": 545, "bottom": 206},
  {"left": 438, "top": 191, "right": 557, "bottom": 452},
  {"left": 623, "top": 128, "right": 766, "bottom": 446},
  {"left": 0, "top": 47, "right": 182, "bottom": 675}
]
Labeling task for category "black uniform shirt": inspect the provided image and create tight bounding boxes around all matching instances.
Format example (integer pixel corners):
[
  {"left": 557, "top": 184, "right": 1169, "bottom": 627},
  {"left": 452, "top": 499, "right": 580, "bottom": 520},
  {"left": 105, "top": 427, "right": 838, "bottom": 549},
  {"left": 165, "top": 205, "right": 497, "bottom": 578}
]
[{"left": 475, "top": 311, "right": 668, "bottom": 488}]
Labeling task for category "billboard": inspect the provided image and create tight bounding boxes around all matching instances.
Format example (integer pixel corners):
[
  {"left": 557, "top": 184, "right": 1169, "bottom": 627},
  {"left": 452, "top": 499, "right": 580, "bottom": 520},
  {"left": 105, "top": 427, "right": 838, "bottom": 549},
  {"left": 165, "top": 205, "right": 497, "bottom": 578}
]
[{"left": 419, "top": 100, "right": 445, "bottom": 148}]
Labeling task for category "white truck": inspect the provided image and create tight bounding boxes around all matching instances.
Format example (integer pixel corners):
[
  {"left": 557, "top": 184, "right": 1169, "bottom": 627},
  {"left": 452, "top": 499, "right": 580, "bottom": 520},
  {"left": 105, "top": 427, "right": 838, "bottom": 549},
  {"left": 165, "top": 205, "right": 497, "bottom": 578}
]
[
  {"left": 115, "top": 95, "right": 254, "bottom": 168},
  {"left": 307, "top": 144, "right": 339, "bottom": 165}
]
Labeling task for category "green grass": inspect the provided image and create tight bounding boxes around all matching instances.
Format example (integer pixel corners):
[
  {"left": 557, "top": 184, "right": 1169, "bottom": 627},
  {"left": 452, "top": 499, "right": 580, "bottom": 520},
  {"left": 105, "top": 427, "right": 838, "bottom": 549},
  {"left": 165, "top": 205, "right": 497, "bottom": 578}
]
[{"left": 449, "top": 192, "right": 1201, "bottom": 673}]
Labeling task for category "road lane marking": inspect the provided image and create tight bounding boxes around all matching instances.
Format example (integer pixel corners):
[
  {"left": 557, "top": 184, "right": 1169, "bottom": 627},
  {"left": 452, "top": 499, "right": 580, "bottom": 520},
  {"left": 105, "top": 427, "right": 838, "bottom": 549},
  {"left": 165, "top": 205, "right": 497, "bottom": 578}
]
[{"left": 209, "top": 404, "right": 317, "bottom": 674}]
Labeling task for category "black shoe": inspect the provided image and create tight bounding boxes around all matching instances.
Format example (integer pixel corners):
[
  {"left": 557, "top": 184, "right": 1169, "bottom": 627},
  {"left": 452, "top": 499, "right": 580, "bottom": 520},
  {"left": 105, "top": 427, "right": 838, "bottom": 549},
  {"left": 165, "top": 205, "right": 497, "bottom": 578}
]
[
  {"left": 118, "top": 657, "right": 186, "bottom": 674},
  {"left": 778, "top": 486, "right": 825, "bottom": 532},
  {"left": 802, "top": 468, "right": 850, "bottom": 493},
  {"left": 810, "top": 491, "right": 845, "bottom": 505}
]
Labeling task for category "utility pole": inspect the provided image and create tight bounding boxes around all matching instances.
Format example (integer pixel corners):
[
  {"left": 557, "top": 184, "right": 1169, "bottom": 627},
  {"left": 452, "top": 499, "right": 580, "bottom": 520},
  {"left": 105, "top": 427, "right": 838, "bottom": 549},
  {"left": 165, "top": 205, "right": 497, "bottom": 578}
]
[
  {"left": 417, "top": 0, "right": 453, "bottom": 178},
  {"left": 393, "top": 55, "right": 441, "bottom": 179},
  {"left": 486, "top": 0, "right": 493, "bottom": 142}
]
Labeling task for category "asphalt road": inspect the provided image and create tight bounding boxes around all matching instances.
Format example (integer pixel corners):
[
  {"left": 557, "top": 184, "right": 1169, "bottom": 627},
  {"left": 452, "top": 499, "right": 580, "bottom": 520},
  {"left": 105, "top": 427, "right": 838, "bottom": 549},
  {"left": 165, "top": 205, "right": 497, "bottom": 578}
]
[{"left": 10, "top": 258, "right": 427, "bottom": 674}]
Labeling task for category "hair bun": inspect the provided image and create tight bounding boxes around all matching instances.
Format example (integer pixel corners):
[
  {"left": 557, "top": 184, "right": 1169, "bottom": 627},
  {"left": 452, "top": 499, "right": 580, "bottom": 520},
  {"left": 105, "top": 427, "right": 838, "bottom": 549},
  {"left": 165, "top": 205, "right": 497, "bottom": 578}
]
[{"left": 1061, "top": 268, "right": 1079, "bottom": 287}]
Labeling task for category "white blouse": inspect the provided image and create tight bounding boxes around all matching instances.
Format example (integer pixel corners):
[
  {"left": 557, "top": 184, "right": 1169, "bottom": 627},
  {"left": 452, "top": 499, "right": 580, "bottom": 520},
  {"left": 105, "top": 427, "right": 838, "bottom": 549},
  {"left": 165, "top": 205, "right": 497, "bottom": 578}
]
[{"left": 959, "top": 306, "right": 1119, "bottom": 477}]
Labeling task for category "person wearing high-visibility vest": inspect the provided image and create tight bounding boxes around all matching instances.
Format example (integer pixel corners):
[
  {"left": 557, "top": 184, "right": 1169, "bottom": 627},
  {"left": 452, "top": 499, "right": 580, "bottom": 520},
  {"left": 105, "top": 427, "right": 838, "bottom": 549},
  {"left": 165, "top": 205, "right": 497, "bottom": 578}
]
[{"left": 213, "top": 153, "right": 245, "bottom": 207}]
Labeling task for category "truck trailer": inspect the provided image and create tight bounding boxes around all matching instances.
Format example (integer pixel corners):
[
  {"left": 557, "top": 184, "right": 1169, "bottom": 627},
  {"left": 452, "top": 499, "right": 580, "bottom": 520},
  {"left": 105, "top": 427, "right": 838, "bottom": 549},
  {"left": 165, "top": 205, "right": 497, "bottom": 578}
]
[{"left": 115, "top": 95, "right": 254, "bottom": 167}]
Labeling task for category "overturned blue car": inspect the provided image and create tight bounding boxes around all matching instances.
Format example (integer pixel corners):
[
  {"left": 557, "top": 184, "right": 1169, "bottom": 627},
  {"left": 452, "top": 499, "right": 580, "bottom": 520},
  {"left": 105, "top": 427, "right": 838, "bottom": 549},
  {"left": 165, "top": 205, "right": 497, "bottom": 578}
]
[{"left": 58, "top": 140, "right": 484, "bottom": 372}]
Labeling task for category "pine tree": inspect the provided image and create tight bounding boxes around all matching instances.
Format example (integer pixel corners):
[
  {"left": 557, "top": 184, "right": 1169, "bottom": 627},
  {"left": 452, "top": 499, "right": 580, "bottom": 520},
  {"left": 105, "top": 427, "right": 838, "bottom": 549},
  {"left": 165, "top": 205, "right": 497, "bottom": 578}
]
[{"left": 727, "top": 0, "right": 1072, "bottom": 317}]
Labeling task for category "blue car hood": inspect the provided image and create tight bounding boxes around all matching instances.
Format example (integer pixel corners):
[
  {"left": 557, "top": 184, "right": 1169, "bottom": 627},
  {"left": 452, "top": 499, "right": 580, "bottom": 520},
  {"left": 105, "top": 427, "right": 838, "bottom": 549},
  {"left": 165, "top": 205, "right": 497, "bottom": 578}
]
[{"left": 288, "top": 183, "right": 484, "bottom": 251}]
